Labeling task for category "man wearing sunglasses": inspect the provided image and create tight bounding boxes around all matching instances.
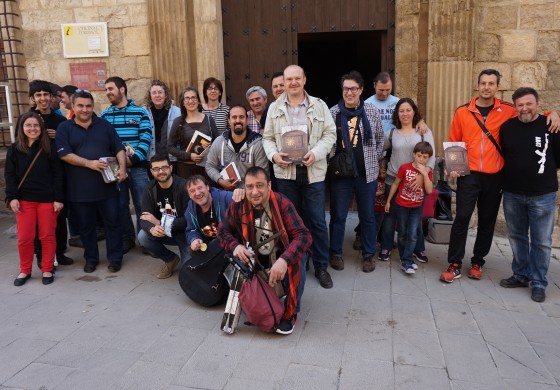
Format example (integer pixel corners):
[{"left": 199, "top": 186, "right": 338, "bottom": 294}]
[{"left": 138, "top": 154, "right": 190, "bottom": 279}]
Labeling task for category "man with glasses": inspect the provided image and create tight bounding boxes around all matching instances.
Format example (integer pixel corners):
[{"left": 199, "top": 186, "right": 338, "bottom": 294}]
[{"left": 138, "top": 154, "right": 189, "bottom": 279}]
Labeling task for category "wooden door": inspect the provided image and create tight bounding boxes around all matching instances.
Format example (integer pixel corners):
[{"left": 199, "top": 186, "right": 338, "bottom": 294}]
[{"left": 221, "top": 0, "right": 395, "bottom": 105}]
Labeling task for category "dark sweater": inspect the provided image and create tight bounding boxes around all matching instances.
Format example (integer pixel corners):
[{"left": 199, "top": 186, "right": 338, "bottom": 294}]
[
  {"left": 5, "top": 141, "right": 64, "bottom": 203},
  {"left": 501, "top": 115, "right": 560, "bottom": 196}
]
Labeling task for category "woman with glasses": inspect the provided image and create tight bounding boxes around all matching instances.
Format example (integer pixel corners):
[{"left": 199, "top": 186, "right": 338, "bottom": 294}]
[
  {"left": 5, "top": 112, "right": 64, "bottom": 286},
  {"left": 201, "top": 77, "right": 230, "bottom": 135},
  {"left": 168, "top": 86, "right": 219, "bottom": 179}
]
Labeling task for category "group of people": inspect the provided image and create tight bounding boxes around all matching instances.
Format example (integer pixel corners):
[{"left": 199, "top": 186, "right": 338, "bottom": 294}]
[{"left": 5, "top": 64, "right": 560, "bottom": 337}]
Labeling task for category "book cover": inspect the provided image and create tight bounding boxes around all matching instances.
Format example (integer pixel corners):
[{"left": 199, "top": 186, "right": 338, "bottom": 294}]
[
  {"left": 186, "top": 130, "right": 212, "bottom": 157},
  {"left": 281, "top": 125, "right": 308, "bottom": 163},
  {"left": 220, "top": 162, "right": 241, "bottom": 185},
  {"left": 99, "top": 157, "right": 120, "bottom": 183},
  {"left": 443, "top": 142, "right": 470, "bottom": 176}
]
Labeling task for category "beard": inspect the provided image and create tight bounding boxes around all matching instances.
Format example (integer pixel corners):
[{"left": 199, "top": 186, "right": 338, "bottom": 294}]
[{"left": 233, "top": 124, "right": 244, "bottom": 135}]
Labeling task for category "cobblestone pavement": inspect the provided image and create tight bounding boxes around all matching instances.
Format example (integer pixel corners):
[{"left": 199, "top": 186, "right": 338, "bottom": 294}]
[{"left": 1, "top": 212, "right": 560, "bottom": 390}]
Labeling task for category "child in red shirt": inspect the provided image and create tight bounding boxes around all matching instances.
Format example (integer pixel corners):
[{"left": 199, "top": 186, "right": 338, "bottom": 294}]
[{"left": 385, "top": 142, "right": 434, "bottom": 274}]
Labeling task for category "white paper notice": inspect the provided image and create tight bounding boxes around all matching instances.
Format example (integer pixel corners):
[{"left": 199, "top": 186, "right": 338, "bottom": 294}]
[{"left": 88, "top": 36, "right": 101, "bottom": 50}]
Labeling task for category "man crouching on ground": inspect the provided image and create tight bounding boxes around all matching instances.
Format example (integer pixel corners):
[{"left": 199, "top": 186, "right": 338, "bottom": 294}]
[{"left": 217, "top": 166, "right": 310, "bottom": 335}]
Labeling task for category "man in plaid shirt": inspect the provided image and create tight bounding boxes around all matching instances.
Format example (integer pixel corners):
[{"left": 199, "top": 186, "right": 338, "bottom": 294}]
[{"left": 217, "top": 166, "right": 310, "bottom": 335}]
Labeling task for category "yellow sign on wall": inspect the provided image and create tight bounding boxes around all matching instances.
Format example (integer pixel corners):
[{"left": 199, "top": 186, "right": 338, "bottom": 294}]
[{"left": 61, "top": 22, "right": 109, "bottom": 58}]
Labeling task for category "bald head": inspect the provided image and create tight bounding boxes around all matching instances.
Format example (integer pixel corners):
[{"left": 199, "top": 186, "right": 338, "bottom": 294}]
[{"left": 283, "top": 65, "right": 306, "bottom": 102}]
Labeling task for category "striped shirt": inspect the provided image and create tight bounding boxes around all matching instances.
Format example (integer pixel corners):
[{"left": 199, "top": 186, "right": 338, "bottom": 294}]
[
  {"left": 101, "top": 99, "right": 152, "bottom": 165},
  {"left": 202, "top": 103, "right": 230, "bottom": 135}
]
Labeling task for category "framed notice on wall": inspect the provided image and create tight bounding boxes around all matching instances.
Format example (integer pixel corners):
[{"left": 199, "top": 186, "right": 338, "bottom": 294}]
[{"left": 61, "top": 22, "right": 109, "bottom": 58}]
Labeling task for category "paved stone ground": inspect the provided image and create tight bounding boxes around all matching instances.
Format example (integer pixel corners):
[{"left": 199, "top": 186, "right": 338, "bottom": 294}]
[{"left": 1, "top": 212, "right": 560, "bottom": 390}]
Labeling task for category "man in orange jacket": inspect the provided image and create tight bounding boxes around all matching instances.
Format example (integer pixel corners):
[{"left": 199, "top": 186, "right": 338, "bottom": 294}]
[{"left": 440, "top": 69, "right": 559, "bottom": 283}]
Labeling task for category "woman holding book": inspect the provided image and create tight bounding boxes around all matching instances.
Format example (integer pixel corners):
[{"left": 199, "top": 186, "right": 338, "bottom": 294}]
[
  {"left": 168, "top": 86, "right": 219, "bottom": 179},
  {"left": 378, "top": 98, "right": 436, "bottom": 264},
  {"left": 5, "top": 112, "right": 64, "bottom": 286}
]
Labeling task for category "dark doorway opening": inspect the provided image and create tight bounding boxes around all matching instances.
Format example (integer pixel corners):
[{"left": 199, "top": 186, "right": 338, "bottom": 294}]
[{"left": 298, "top": 31, "right": 384, "bottom": 107}]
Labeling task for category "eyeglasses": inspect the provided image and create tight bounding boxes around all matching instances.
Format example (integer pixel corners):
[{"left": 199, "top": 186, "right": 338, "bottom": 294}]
[
  {"left": 207, "top": 86, "right": 219, "bottom": 91},
  {"left": 343, "top": 87, "right": 360, "bottom": 94},
  {"left": 23, "top": 123, "right": 41, "bottom": 128},
  {"left": 150, "top": 166, "right": 171, "bottom": 172},
  {"left": 184, "top": 96, "right": 198, "bottom": 102}
]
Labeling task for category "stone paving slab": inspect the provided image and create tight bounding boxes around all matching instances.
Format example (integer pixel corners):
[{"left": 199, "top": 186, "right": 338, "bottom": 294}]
[{"left": 1, "top": 213, "right": 560, "bottom": 389}]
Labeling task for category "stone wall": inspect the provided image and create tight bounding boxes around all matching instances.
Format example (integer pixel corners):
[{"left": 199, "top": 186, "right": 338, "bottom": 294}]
[{"left": 18, "top": 0, "right": 153, "bottom": 113}]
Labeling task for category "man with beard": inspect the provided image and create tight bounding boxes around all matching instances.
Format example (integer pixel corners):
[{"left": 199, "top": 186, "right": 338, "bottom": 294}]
[
  {"left": 138, "top": 154, "right": 190, "bottom": 278},
  {"left": 205, "top": 105, "right": 269, "bottom": 190},
  {"left": 101, "top": 76, "right": 152, "bottom": 253},
  {"left": 498, "top": 87, "right": 560, "bottom": 303}
]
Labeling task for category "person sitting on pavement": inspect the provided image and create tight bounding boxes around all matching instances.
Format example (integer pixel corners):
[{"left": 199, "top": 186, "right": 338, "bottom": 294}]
[
  {"left": 138, "top": 154, "right": 190, "bottom": 279},
  {"left": 205, "top": 105, "right": 269, "bottom": 190}
]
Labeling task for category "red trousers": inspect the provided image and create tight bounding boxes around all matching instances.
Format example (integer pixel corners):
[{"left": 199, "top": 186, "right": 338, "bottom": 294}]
[{"left": 16, "top": 200, "right": 58, "bottom": 273}]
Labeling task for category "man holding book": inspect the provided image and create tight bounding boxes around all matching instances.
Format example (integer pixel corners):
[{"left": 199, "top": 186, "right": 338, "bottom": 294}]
[
  {"left": 55, "top": 90, "right": 127, "bottom": 273},
  {"left": 205, "top": 105, "right": 269, "bottom": 190}
]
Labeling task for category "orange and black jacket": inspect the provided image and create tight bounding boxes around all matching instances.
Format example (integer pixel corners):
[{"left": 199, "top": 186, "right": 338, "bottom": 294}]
[{"left": 449, "top": 97, "right": 517, "bottom": 174}]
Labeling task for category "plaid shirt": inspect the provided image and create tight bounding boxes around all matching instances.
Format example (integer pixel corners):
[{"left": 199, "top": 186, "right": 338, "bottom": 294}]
[
  {"left": 247, "top": 110, "right": 262, "bottom": 134},
  {"left": 217, "top": 191, "right": 310, "bottom": 320},
  {"left": 329, "top": 102, "right": 384, "bottom": 183}
]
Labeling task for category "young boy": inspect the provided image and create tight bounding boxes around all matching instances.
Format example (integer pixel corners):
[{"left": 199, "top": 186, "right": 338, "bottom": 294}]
[
  {"left": 385, "top": 142, "right": 434, "bottom": 274},
  {"left": 374, "top": 158, "right": 389, "bottom": 245}
]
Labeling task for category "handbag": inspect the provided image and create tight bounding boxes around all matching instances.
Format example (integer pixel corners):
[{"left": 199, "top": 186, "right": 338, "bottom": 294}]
[
  {"left": 327, "top": 124, "right": 358, "bottom": 178},
  {"left": 238, "top": 271, "right": 285, "bottom": 333},
  {"left": 178, "top": 238, "right": 230, "bottom": 307},
  {"left": 5, "top": 149, "right": 42, "bottom": 209}
]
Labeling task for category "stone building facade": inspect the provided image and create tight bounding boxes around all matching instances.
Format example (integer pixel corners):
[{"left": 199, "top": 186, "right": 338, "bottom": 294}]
[{"left": 3, "top": 0, "right": 560, "bottom": 239}]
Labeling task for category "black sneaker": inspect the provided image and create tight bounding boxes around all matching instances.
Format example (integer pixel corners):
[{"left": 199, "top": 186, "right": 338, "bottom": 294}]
[
  {"left": 378, "top": 249, "right": 390, "bottom": 261},
  {"left": 276, "top": 315, "right": 297, "bottom": 335},
  {"left": 531, "top": 287, "right": 546, "bottom": 302},
  {"left": 315, "top": 268, "right": 333, "bottom": 289},
  {"left": 56, "top": 254, "right": 74, "bottom": 266},
  {"left": 500, "top": 276, "right": 529, "bottom": 288},
  {"left": 413, "top": 251, "right": 428, "bottom": 263}
]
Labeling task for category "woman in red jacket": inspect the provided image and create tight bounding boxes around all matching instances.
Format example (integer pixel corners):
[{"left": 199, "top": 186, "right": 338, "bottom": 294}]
[{"left": 5, "top": 112, "right": 64, "bottom": 286}]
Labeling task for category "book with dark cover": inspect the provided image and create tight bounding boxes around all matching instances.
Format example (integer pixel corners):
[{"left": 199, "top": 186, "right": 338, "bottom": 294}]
[
  {"left": 220, "top": 162, "right": 241, "bottom": 185},
  {"left": 443, "top": 142, "right": 470, "bottom": 176},
  {"left": 281, "top": 127, "right": 308, "bottom": 163}
]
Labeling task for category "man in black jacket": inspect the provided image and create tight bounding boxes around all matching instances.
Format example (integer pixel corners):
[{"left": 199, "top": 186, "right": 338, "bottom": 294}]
[{"left": 138, "top": 154, "right": 190, "bottom": 279}]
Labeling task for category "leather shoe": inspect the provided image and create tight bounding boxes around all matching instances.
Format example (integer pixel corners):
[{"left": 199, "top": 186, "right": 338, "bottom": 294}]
[
  {"left": 315, "top": 268, "right": 333, "bottom": 289},
  {"left": 56, "top": 254, "right": 74, "bottom": 265},
  {"left": 84, "top": 264, "right": 96, "bottom": 273},
  {"left": 14, "top": 274, "right": 31, "bottom": 286},
  {"left": 108, "top": 263, "right": 122, "bottom": 273},
  {"left": 42, "top": 273, "right": 54, "bottom": 285},
  {"left": 329, "top": 255, "right": 344, "bottom": 270}
]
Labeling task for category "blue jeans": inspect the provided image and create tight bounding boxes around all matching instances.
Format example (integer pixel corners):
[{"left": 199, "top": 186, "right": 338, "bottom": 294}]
[
  {"left": 503, "top": 191, "right": 556, "bottom": 289},
  {"left": 118, "top": 166, "right": 149, "bottom": 241},
  {"left": 276, "top": 176, "right": 329, "bottom": 270},
  {"left": 71, "top": 196, "right": 123, "bottom": 266},
  {"left": 329, "top": 177, "right": 377, "bottom": 258},
  {"left": 381, "top": 184, "right": 425, "bottom": 253},
  {"left": 393, "top": 203, "right": 422, "bottom": 267},
  {"left": 138, "top": 229, "right": 190, "bottom": 266},
  {"left": 282, "top": 253, "right": 307, "bottom": 314}
]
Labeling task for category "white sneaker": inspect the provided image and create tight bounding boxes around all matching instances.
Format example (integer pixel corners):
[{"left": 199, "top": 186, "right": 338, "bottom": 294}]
[{"left": 401, "top": 264, "right": 415, "bottom": 274}]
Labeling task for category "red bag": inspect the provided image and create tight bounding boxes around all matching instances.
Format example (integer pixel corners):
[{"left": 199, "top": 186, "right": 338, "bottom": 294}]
[
  {"left": 239, "top": 273, "right": 285, "bottom": 332},
  {"left": 422, "top": 188, "right": 439, "bottom": 218}
]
